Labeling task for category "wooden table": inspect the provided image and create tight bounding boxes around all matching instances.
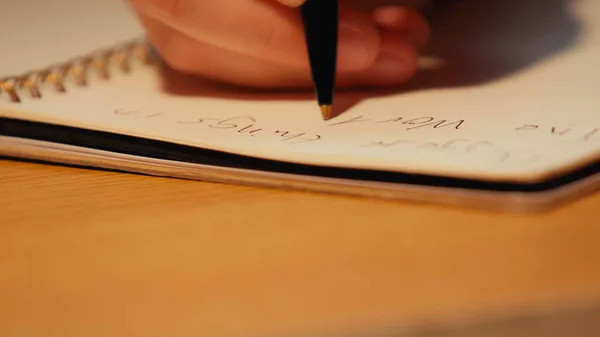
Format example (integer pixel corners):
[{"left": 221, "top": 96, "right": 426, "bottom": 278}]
[{"left": 2, "top": 159, "right": 600, "bottom": 337}]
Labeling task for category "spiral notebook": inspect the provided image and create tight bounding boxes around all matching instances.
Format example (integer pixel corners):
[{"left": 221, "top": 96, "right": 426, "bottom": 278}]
[{"left": 2, "top": 0, "right": 600, "bottom": 211}]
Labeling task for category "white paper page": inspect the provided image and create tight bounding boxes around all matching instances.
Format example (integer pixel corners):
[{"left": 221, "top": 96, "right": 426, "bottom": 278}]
[
  {"left": 0, "top": 0, "right": 144, "bottom": 77},
  {"left": 2, "top": 0, "right": 600, "bottom": 184}
]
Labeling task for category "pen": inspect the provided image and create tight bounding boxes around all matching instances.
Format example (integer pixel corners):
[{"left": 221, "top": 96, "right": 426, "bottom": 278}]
[{"left": 300, "top": 0, "right": 339, "bottom": 120}]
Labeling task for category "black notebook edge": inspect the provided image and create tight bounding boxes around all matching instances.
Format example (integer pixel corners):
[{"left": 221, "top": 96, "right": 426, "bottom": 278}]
[{"left": 2, "top": 116, "right": 600, "bottom": 212}]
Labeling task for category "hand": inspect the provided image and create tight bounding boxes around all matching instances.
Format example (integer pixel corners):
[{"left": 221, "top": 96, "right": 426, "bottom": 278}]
[{"left": 130, "top": 0, "right": 430, "bottom": 89}]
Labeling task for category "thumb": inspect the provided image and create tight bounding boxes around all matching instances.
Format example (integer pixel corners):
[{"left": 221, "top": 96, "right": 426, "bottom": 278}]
[{"left": 277, "top": 0, "right": 307, "bottom": 7}]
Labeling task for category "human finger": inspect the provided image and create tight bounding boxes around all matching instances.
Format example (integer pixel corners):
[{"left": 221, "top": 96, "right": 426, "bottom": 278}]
[
  {"left": 137, "top": 9, "right": 418, "bottom": 89},
  {"left": 130, "top": 0, "right": 381, "bottom": 73},
  {"left": 373, "top": 5, "right": 430, "bottom": 50},
  {"left": 276, "top": 0, "right": 306, "bottom": 7}
]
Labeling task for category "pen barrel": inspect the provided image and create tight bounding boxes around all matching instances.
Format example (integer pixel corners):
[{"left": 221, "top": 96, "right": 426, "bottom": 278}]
[{"left": 301, "top": 0, "right": 338, "bottom": 106}]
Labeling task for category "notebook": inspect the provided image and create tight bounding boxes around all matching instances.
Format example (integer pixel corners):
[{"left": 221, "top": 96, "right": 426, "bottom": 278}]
[{"left": 1, "top": 0, "right": 599, "bottom": 212}]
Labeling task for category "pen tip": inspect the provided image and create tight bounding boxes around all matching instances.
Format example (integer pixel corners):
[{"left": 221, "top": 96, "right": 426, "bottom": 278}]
[{"left": 320, "top": 105, "right": 332, "bottom": 120}]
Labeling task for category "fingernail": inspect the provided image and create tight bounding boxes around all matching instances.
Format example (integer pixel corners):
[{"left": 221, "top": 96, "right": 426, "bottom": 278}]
[
  {"left": 337, "top": 18, "right": 380, "bottom": 71},
  {"left": 277, "top": 0, "right": 306, "bottom": 7},
  {"left": 367, "top": 45, "right": 417, "bottom": 84},
  {"left": 373, "top": 6, "right": 408, "bottom": 30}
]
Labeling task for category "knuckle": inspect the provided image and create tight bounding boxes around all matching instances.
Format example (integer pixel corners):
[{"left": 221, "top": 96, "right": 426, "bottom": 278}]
[
  {"left": 231, "top": 8, "right": 295, "bottom": 58},
  {"left": 250, "top": 22, "right": 293, "bottom": 59},
  {"left": 158, "top": 0, "right": 184, "bottom": 15}
]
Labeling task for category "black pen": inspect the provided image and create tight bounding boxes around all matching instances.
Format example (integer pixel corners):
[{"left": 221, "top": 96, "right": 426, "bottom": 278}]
[{"left": 300, "top": 0, "right": 338, "bottom": 120}]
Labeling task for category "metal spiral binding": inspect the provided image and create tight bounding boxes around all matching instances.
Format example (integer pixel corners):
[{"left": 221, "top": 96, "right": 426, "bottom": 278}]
[{"left": 0, "top": 38, "right": 154, "bottom": 103}]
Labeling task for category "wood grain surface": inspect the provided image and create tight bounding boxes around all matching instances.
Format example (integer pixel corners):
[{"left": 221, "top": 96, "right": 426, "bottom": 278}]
[{"left": 1, "top": 159, "right": 600, "bottom": 337}]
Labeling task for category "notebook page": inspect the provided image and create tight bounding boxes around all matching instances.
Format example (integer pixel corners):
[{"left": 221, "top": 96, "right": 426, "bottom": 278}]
[{"left": 2, "top": 0, "right": 600, "bottom": 184}]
